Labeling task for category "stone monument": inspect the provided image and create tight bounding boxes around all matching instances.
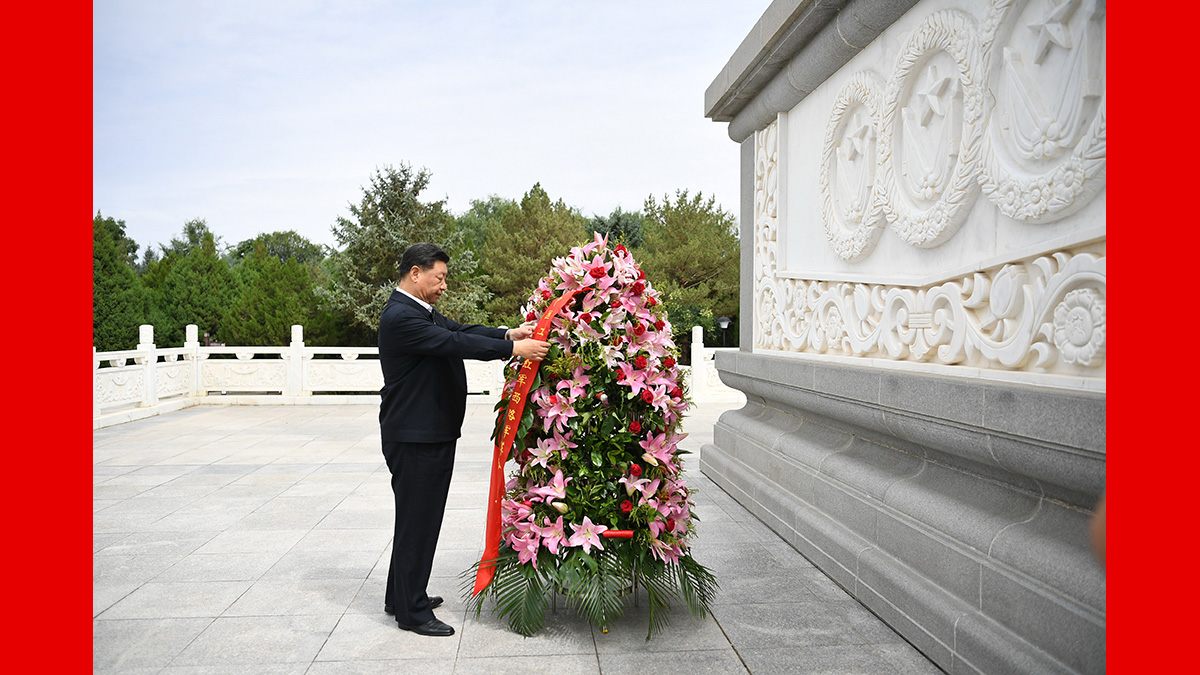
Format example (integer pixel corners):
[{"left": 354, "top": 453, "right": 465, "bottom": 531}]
[{"left": 703, "top": 1, "right": 1104, "bottom": 672}]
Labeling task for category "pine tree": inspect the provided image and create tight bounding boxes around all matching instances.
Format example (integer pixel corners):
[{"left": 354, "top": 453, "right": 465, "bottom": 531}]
[
  {"left": 223, "top": 241, "right": 317, "bottom": 345},
  {"left": 93, "top": 214, "right": 148, "bottom": 351},
  {"left": 321, "top": 164, "right": 490, "bottom": 343},
  {"left": 479, "top": 184, "right": 588, "bottom": 325},
  {"left": 153, "top": 231, "right": 239, "bottom": 346},
  {"left": 639, "top": 191, "right": 740, "bottom": 347}
]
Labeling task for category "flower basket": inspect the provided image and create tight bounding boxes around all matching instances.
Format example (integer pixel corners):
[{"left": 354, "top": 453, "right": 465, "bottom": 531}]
[{"left": 461, "top": 235, "right": 718, "bottom": 639}]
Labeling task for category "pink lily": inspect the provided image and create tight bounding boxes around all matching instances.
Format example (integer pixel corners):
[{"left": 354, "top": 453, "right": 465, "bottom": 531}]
[
  {"left": 529, "top": 469, "right": 571, "bottom": 501},
  {"left": 538, "top": 515, "right": 568, "bottom": 555},
  {"left": 512, "top": 533, "right": 540, "bottom": 567},
  {"left": 567, "top": 516, "right": 608, "bottom": 554}
]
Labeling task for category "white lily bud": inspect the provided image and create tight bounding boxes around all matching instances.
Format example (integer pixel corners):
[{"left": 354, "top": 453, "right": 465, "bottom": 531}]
[
  {"left": 551, "top": 501, "right": 569, "bottom": 514},
  {"left": 642, "top": 452, "right": 658, "bottom": 466}
]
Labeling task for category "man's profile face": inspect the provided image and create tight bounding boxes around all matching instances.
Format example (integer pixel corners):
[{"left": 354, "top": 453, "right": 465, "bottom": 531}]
[{"left": 411, "top": 260, "right": 448, "bottom": 305}]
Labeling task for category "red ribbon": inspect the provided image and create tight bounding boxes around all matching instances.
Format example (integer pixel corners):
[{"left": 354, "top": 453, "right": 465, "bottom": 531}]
[
  {"left": 602, "top": 530, "right": 634, "bottom": 538},
  {"left": 473, "top": 289, "right": 579, "bottom": 596}
]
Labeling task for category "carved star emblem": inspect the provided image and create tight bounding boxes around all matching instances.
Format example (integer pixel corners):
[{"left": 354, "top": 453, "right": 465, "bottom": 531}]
[
  {"left": 914, "top": 65, "right": 952, "bottom": 127},
  {"left": 1028, "top": 0, "right": 1078, "bottom": 64},
  {"left": 839, "top": 112, "right": 873, "bottom": 161}
]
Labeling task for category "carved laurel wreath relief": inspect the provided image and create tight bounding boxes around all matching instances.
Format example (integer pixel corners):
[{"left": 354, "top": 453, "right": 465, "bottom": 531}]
[{"left": 757, "top": 0, "right": 1105, "bottom": 376}]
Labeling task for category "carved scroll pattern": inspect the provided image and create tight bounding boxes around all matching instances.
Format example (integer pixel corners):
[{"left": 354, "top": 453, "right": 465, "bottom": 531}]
[
  {"left": 306, "top": 360, "right": 383, "bottom": 391},
  {"left": 819, "top": 0, "right": 1105, "bottom": 260},
  {"left": 757, "top": 118, "right": 1106, "bottom": 374},
  {"left": 96, "top": 367, "right": 145, "bottom": 405},
  {"left": 156, "top": 361, "right": 191, "bottom": 397},
  {"left": 200, "top": 361, "right": 287, "bottom": 389}
]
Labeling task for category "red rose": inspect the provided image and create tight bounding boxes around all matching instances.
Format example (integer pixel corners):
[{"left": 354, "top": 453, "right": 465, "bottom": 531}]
[
  {"left": 630, "top": 463, "right": 643, "bottom": 477},
  {"left": 641, "top": 389, "right": 654, "bottom": 403},
  {"left": 541, "top": 289, "right": 552, "bottom": 299},
  {"left": 580, "top": 312, "right": 592, "bottom": 324},
  {"left": 637, "top": 268, "right": 645, "bottom": 279},
  {"left": 634, "top": 323, "right": 645, "bottom": 336},
  {"left": 667, "top": 518, "right": 676, "bottom": 532},
  {"left": 671, "top": 386, "right": 683, "bottom": 399},
  {"left": 654, "top": 319, "right": 665, "bottom": 331},
  {"left": 526, "top": 311, "right": 536, "bottom": 322},
  {"left": 620, "top": 499, "right": 633, "bottom": 514},
  {"left": 646, "top": 296, "right": 657, "bottom": 307},
  {"left": 664, "top": 357, "right": 676, "bottom": 369},
  {"left": 629, "top": 420, "right": 641, "bottom": 433},
  {"left": 589, "top": 266, "right": 606, "bottom": 279},
  {"left": 634, "top": 355, "right": 647, "bottom": 370},
  {"left": 631, "top": 281, "right": 645, "bottom": 295},
  {"left": 615, "top": 244, "right": 627, "bottom": 255},
  {"left": 610, "top": 299, "right": 621, "bottom": 309},
  {"left": 547, "top": 395, "right": 557, "bottom": 406}
]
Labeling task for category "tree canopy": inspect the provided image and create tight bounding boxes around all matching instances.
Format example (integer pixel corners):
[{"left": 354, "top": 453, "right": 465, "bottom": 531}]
[
  {"left": 479, "top": 183, "right": 588, "bottom": 325},
  {"left": 93, "top": 213, "right": 148, "bottom": 351},
  {"left": 320, "top": 164, "right": 490, "bottom": 342}
]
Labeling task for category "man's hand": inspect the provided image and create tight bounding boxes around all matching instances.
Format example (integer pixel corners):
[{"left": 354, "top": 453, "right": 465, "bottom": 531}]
[
  {"left": 508, "top": 324, "right": 536, "bottom": 341},
  {"left": 512, "top": 338, "right": 550, "bottom": 361}
]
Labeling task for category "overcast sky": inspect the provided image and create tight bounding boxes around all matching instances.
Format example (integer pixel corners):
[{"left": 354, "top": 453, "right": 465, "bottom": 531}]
[{"left": 93, "top": 0, "right": 765, "bottom": 253}]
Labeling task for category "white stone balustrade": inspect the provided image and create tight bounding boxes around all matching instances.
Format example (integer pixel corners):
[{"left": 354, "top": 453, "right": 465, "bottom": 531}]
[{"left": 94, "top": 324, "right": 743, "bottom": 428}]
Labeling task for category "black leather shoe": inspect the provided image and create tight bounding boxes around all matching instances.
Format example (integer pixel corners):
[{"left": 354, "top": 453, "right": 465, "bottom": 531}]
[
  {"left": 385, "top": 596, "right": 442, "bottom": 615},
  {"left": 396, "top": 617, "right": 454, "bottom": 637}
]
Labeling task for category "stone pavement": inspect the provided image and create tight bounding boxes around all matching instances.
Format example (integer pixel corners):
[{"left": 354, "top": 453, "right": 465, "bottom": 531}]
[{"left": 94, "top": 400, "right": 943, "bottom": 674}]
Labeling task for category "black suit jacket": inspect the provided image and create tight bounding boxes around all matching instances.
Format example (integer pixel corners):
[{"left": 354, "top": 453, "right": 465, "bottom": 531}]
[{"left": 378, "top": 290, "right": 513, "bottom": 443}]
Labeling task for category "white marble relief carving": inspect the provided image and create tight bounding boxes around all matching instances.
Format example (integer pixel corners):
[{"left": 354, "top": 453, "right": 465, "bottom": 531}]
[
  {"left": 979, "top": 0, "right": 1106, "bottom": 222},
  {"left": 157, "top": 361, "right": 191, "bottom": 397},
  {"left": 307, "top": 360, "right": 382, "bottom": 391},
  {"left": 200, "top": 361, "right": 287, "bottom": 389},
  {"left": 96, "top": 368, "right": 145, "bottom": 405},
  {"left": 820, "top": 72, "right": 887, "bottom": 261},
  {"left": 877, "top": 9, "right": 985, "bottom": 248},
  {"left": 817, "top": 0, "right": 1105, "bottom": 256},
  {"left": 758, "top": 117, "right": 1105, "bottom": 375}
]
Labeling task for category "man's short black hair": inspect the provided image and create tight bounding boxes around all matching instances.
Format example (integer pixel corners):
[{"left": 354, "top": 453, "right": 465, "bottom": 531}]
[{"left": 399, "top": 242, "right": 450, "bottom": 277}]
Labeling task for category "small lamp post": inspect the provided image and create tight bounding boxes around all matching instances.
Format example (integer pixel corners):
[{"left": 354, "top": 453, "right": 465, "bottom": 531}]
[{"left": 717, "top": 316, "right": 731, "bottom": 347}]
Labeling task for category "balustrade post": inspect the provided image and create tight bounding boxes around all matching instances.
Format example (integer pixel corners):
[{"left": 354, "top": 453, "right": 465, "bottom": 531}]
[
  {"left": 184, "top": 325, "right": 202, "bottom": 398},
  {"left": 691, "top": 325, "right": 706, "bottom": 400},
  {"left": 286, "top": 325, "right": 306, "bottom": 397},
  {"left": 93, "top": 346, "right": 100, "bottom": 419},
  {"left": 137, "top": 324, "right": 158, "bottom": 407}
]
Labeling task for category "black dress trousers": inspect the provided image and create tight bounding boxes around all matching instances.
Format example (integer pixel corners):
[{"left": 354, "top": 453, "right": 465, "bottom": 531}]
[{"left": 382, "top": 439, "right": 457, "bottom": 626}]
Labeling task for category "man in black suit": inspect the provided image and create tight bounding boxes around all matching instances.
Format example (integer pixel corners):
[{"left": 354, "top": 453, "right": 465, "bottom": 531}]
[{"left": 378, "top": 242, "right": 548, "bottom": 637}]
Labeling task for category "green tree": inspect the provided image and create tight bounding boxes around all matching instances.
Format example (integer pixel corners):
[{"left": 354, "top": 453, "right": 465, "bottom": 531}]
[
  {"left": 455, "top": 195, "right": 515, "bottom": 252},
  {"left": 152, "top": 229, "right": 240, "bottom": 346},
  {"left": 479, "top": 183, "right": 588, "bottom": 325},
  {"left": 230, "top": 230, "right": 329, "bottom": 265},
  {"left": 320, "top": 164, "right": 490, "bottom": 344},
  {"left": 589, "top": 206, "right": 644, "bottom": 248},
  {"left": 93, "top": 213, "right": 148, "bottom": 351},
  {"left": 639, "top": 190, "right": 740, "bottom": 349},
  {"left": 223, "top": 241, "right": 318, "bottom": 345}
]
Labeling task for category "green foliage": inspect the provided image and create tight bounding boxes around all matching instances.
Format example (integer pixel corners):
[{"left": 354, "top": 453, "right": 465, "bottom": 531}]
[
  {"left": 463, "top": 540, "right": 718, "bottom": 640},
  {"left": 222, "top": 241, "right": 320, "bottom": 345},
  {"left": 162, "top": 218, "right": 226, "bottom": 259},
  {"left": 94, "top": 210, "right": 139, "bottom": 267},
  {"left": 151, "top": 228, "right": 240, "bottom": 346},
  {"left": 320, "top": 164, "right": 490, "bottom": 341},
  {"left": 479, "top": 184, "right": 589, "bottom": 325},
  {"left": 589, "top": 206, "right": 644, "bottom": 248},
  {"left": 639, "top": 190, "right": 740, "bottom": 334},
  {"left": 455, "top": 195, "right": 515, "bottom": 252},
  {"left": 93, "top": 213, "right": 148, "bottom": 350},
  {"left": 230, "top": 230, "right": 329, "bottom": 265}
]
